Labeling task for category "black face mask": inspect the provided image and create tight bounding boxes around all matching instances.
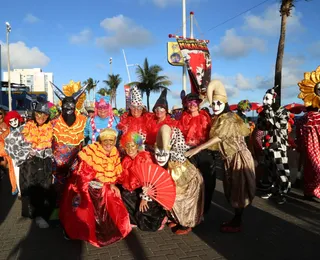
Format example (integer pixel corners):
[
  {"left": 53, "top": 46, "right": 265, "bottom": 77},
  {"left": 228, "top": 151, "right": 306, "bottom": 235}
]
[{"left": 62, "top": 97, "right": 76, "bottom": 126}]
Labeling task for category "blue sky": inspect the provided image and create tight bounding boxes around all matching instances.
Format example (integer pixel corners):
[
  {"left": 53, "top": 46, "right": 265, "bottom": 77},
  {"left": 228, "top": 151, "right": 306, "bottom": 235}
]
[{"left": 1, "top": 0, "right": 320, "bottom": 111}]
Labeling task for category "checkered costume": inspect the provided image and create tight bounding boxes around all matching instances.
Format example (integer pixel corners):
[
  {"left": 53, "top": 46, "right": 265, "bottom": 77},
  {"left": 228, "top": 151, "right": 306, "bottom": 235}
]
[{"left": 257, "top": 105, "right": 291, "bottom": 194}]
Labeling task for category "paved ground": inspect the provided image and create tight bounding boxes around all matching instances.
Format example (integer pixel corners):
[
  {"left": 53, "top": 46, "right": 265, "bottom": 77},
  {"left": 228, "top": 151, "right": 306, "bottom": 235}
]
[{"left": 1, "top": 162, "right": 320, "bottom": 260}]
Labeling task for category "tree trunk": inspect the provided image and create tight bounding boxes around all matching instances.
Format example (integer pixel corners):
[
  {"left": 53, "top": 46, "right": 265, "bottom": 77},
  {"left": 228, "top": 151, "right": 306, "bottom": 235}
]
[
  {"left": 274, "top": 0, "right": 291, "bottom": 110},
  {"left": 147, "top": 92, "right": 150, "bottom": 112},
  {"left": 114, "top": 92, "right": 117, "bottom": 108}
]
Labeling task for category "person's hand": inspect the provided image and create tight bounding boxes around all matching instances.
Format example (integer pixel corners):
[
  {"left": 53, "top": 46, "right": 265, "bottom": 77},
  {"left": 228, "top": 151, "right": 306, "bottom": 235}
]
[
  {"left": 110, "top": 184, "right": 121, "bottom": 197},
  {"left": 139, "top": 199, "right": 149, "bottom": 213},
  {"left": 185, "top": 147, "right": 201, "bottom": 158}
]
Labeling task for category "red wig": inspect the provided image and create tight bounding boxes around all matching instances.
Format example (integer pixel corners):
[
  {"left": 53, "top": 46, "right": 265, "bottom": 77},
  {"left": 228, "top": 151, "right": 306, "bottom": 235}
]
[{"left": 4, "top": 111, "right": 23, "bottom": 127}]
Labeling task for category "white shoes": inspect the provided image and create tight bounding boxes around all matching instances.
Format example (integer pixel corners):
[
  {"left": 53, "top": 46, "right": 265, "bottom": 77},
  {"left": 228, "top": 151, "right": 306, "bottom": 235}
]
[{"left": 35, "top": 217, "right": 49, "bottom": 229}]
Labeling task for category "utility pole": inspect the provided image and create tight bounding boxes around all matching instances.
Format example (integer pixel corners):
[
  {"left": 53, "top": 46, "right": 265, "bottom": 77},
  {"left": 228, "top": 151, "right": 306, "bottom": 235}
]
[
  {"left": 109, "top": 57, "right": 112, "bottom": 75},
  {"left": 182, "top": 0, "right": 187, "bottom": 92},
  {"left": 6, "top": 22, "right": 12, "bottom": 111}
]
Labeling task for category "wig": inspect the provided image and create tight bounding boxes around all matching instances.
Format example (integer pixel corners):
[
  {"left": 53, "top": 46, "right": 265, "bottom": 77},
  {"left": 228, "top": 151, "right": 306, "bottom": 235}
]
[
  {"left": 120, "top": 131, "right": 144, "bottom": 150},
  {"left": 4, "top": 111, "right": 23, "bottom": 127}
]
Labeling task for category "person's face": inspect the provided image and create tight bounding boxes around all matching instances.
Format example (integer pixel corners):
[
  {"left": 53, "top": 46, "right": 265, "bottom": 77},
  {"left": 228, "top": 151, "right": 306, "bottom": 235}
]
[
  {"left": 263, "top": 93, "right": 273, "bottom": 107},
  {"left": 155, "top": 147, "right": 170, "bottom": 166},
  {"left": 212, "top": 100, "right": 225, "bottom": 115},
  {"left": 100, "top": 136, "right": 116, "bottom": 153},
  {"left": 314, "top": 83, "right": 320, "bottom": 96},
  {"left": 97, "top": 106, "right": 109, "bottom": 118},
  {"left": 62, "top": 98, "right": 76, "bottom": 116},
  {"left": 196, "top": 66, "right": 204, "bottom": 85},
  {"left": 187, "top": 101, "right": 199, "bottom": 113},
  {"left": 155, "top": 107, "right": 166, "bottom": 120},
  {"left": 130, "top": 105, "right": 143, "bottom": 118},
  {"left": 88, "top": 111, "right": 95, "bottom": 118},
  {"left": 9, "top": 118, "right": 19, "bottom": 128},
  {"left": 35, "top": 112, "right": 49, "bottom": 126},
  {"left": 125, "top": 141, "right": 138, "bottom": 158}
]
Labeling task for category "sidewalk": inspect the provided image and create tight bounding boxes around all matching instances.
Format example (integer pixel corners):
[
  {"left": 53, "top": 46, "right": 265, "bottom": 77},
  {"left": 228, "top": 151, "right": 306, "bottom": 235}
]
[{"left": 1, "top": 170, "right": 319, "bottom": 260}]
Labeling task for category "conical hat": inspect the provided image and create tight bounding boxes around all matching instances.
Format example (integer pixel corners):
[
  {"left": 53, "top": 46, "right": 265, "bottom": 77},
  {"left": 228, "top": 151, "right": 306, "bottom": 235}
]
[
  {"left": 156, "top": 124, "right": 171, "bottom": 150},
  {"left": 131, "top": 86, "right": 143, "bottom": 107},
  {"left": 207, "top": 79, "right": 228, "bottom": 105}
]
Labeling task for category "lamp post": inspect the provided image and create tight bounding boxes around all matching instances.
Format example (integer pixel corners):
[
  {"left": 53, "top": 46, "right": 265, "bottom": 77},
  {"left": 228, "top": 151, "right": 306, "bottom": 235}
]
[{"left": 6, "top": 22, "right": 12, "bottom": 111}]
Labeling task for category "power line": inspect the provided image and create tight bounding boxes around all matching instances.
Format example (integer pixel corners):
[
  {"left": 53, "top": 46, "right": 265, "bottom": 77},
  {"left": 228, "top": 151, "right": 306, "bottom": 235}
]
[{"left": 207, "top": 0, "right": 273, "bottom": 32}]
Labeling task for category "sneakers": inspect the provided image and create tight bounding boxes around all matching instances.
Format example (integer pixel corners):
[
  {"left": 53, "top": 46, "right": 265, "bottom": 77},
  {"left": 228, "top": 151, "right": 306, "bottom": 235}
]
[
  {"left": 35, "top": 217, "right": 49, "bottom": 229},
  {"left": 261, "top": 193, "right": 273, "bottom": 199}
]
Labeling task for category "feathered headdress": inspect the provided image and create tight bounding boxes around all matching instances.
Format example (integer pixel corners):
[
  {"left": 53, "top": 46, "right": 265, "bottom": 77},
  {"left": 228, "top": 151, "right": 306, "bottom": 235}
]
[{"left": 298, "top": 66, "right": 320, "bottom": 108}]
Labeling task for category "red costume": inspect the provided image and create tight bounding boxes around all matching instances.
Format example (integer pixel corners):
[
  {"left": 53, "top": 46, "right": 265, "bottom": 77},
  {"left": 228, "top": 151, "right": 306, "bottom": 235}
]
[
  {"left": 59, "top": 143, "right": 131, "bottom": 247},
  {"left": 177, "top": 110, "right": 211, "bottom": 147},
  {"left": 117, "top": 112, "right": 151, "bottom": 136}
]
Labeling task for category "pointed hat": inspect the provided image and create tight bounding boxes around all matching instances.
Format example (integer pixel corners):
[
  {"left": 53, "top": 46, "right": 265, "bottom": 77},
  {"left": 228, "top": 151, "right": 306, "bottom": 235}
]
[{"left": 207, "top": 79, "right": 228, "bottom": 105}]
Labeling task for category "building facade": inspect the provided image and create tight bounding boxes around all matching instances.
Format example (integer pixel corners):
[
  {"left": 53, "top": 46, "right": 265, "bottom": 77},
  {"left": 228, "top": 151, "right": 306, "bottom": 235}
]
[{"left": 2, "top": 68, "right": 54, "bottom": 103}]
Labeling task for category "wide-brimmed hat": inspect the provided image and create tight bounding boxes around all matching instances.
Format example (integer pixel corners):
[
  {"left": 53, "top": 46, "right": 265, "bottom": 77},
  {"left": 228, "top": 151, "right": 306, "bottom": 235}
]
[
  {"left": 184, "top": 93, "right": 202, "bottom": 104},
  {"left": 34, "top": 102, "right": 50, "bottom": 115}
]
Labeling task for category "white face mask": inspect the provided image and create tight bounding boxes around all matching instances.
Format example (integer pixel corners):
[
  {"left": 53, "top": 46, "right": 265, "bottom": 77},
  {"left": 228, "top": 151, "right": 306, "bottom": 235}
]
[
  {"left": 9, "top": 118, "right": 19, "bottom": 128},
  {"left": 196, "top": 66, "right": 204, "bottom": 85},
  {"left": 263, "top": 93, "right": 273, "bottom": 106},
  {"left": 154, "top": 147, "right": 170, "bottom": 166},
  {"left": 212, "top": 100, "right": 225, "bottom": 115}
]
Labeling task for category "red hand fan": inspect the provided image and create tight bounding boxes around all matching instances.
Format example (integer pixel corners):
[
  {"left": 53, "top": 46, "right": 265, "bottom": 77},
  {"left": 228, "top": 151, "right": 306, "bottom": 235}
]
[{"left": 130, "top": 163, "right": 176, "bottom": 210}]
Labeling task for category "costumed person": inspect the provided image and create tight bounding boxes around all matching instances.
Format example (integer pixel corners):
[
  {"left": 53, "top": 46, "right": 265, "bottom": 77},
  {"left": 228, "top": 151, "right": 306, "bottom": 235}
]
[
  {"left": 185, "top": 80, "right": 256, "bottom": 233},
  {"left": 59, "top": 128, "right": 131, "bottom": 247},
  {"left": 297, "top": 66, "right": 320, "bottom": 202},
  {"left": 84, "top": 94, "right": 119, "bottom": 145},
  {"left": 145, "top": 89, "right": 177, "bottom": 151},
  {"left": 4, "top": 111, "right": 27, "bottom": 196},
  {"left": 50, "top": 81, "right": 88, "bottom": 206},
  {"left": 48, "top": 102, "right": 60, "bottom": 120},
  {"left": 236, "top": 100, "right": 252, "bottom": 124},
  {"left": 117, "top": 86, "right": 150, "bottom": 141},
  {"left": 257, "top": 86, "right": 291, "bottom": 204},
  {"left": 0, "top": 108, "right": 12, "bottom": 182},
  {"left": 155, "top": 124, "right": 204, "bottom": 235},
  {"left": 119, "top": 131, "right": 167, "bottom": 231},
  {"left": 177, "top": 93, "right": 219, "bottom": 215},
  {"left": 85, "top": 102, "right": 95, "bottom": 118},
  {"left": 19, "top": 102, "right": 56, "bottom": 228}
]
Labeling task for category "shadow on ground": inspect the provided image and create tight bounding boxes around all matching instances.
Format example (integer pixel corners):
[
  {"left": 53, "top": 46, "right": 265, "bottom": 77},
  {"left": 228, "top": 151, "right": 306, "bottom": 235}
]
[
  {"left": 193, "top": 190, "right": 320, "bottom": 260},
  {"left": 0, "top": 172, "right": 16, "bottom": 225}
]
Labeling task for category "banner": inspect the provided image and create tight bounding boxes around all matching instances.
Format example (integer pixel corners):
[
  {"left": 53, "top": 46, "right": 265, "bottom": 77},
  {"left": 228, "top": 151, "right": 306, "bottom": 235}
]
[
  {"left": 176, "top": 39, "right": 211, "bottom": 97},
  {"left": 167, "top": 42, "right": 184, "bottom": 66},
  {"left": 124, "top": 85, "right": 131, "bottom": 110}
]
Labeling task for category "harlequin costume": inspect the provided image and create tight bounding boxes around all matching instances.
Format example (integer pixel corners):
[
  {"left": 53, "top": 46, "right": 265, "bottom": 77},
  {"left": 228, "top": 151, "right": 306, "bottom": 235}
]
[
  {"left": 297, "top": 66, "right": 320, "bottom": 202},
  {"left": 257, "top": 86, "right": 291, "bottom": 203},
  {"left": 59, "top": 129, "right": 131, "bottom": 247},
  {"left": 155, "top": 125, "right": 204, "bottom": 235},
  {"left": 19, "top": 102, "right": 56, "bottom": 227},
  {"left": 177, "top": 93, "right": 220, "bottom": 215},
  {"left": 50, "top": 81, "right": 88, "bottom": 205},
  {"left": 4, "top": 111, "right": 28, "bottom": 196},
  {"left": 84, "top": 94, "right": 119, "bottom": 144},
  {"left": 186, "top": 80, "right": 256, "bottom": 232}
]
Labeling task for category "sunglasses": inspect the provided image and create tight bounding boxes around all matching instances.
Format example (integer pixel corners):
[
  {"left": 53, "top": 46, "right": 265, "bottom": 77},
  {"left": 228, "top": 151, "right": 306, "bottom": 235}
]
[{"left": 0, "top": 113, "right": 3, "bottom": 116}]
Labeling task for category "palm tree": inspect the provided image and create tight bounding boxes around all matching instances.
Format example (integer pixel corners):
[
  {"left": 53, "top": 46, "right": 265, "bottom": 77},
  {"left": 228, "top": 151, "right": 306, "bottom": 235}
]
[
  {"left": 128, "top": 58, "right": 172, "bottom": 111},
  {"left": 83, "top": 78, "right": 99, "bottom": 100},
  {"left": 274, "top": 0, "right": 310, "bottom": 109},
  {"left": 97, "top": 87, "right": 111, "bottom": 96},
  {"left": 103, "top": 74, "right": 122, "bottom": 108}
]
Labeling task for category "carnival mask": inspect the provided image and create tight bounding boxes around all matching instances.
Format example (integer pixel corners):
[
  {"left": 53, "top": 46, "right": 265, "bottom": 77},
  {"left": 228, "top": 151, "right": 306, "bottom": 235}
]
[
  {"left": 263, "top": 93, "right": 274, "bottom": 107},
  {"left": 212, "top": 100, "right": 225, "bottom": 115},
  {"left": 9, "top": 118, "right": 19, "bottom": 128},
  {"left": 315, "top": 83, "right": 320, "bottom": 96},
  {"left": 62, "top": 97, "right": 76, "bottom": 116},
  {"left": 196, "top": 66, "right": 204, "bottom": 86},
  {"left": 155, "top": 147, "right": 170, "bottom": 167}
]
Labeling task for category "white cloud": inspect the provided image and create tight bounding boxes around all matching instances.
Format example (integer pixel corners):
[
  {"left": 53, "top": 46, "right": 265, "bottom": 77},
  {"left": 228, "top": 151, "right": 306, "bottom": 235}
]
[
  {"left": 212, "top": 29, "right": 265, "bottom": 59},
  {"left": 0, "top": 41, "right": 50, "bottom": 68},
  {"left": 24, "top": 13, "right": 40, "bottom": 23},
  {"left": 96, "top": 15, "right": 154, "bottom": 53},
  {"left": 243, "top": 3, "right": 303, "bottom": 36},
  {"left": 69, "top": 29, "right": 92, "bottom": 44}
]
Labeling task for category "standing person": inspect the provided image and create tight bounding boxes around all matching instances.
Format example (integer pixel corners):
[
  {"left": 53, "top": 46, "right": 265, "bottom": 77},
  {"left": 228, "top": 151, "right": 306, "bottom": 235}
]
[
  {"left": 186, "top": 80, "right": 256, "bottom": 233},
  {"left": 119, "top": 131, "right": 167, "bottom": 231},
  {"left": 84, "top": 94, "right": 119, "bottom": 144},
  {"left": 4, "top": 111, "right": 27, "bottom": 197},
  {"left": 155, "top": 125, "right": 204, "bottom": 235},
  {"left": 60, "top": 128, "right": 131, "bottom": 247},
  {"left": 145, "top": 89, "right": 177, "bottom": 151},
  {"left": 177, "top": 93, "right": 218, "bottom": 215},
  {"left": 19, "top": 102, "right": 56, "bottom": 228},
  {"left": 297, "top": 66, "right": 320, "bottom": 202}
]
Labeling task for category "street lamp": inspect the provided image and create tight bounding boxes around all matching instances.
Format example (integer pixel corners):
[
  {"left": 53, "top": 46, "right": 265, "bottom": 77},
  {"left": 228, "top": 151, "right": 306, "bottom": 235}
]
[{"left": 6, "top": 22, "right": 12, "bottom": 111}]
